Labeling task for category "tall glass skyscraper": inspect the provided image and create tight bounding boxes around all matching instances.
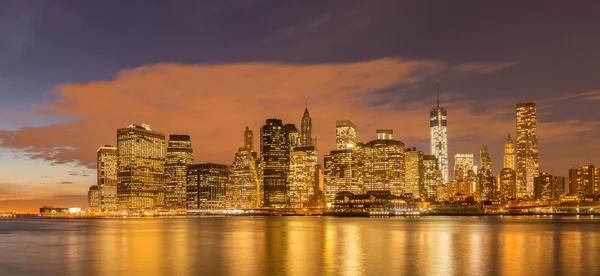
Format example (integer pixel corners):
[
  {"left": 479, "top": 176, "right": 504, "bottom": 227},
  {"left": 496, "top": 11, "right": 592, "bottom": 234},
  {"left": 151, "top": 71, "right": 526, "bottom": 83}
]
[
  {"left": 117, "top": 124, "right": 166, "bottom": 210},
  {"left": 164, "top": 134, "right": 193, "bottom": 209},
  {"left": 97, "top": 145, "right": 118, "bottom": 211},
  {"left": 300, "top": 108, "right": 312, "bottom": 147},
  {"left": 261, "top": 118, "right": 291, "bottom": 208},
  {"left": 430, "top": 81, "right": 448, "bottom": 184},
  {"left": 516, "top": 102, "right": 539, "bottom": 198},
  {"left": 503, "top": 134, "right": 516, "bottom": 170},
  {"left": 186, "top": 163, "right": 229, "bottom": 210}
]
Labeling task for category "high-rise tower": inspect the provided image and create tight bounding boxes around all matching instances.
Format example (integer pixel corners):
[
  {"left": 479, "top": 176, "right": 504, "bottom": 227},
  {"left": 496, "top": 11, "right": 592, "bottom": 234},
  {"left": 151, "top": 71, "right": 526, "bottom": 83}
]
[
  {"left": 516, "top": 102, "right": 539, "bottom": 198},
  {"left": 244, "top": 126, "right": 254, "bottom": 151},
  {"left": 430, "top": 81, "right": 449, "bottom": 184},
  {"left": 261, "top": 118, "right": 291, "bottom": 208},
  {"left": 301, "top": 107, "right": 312, "bottom": 147},
  {"left": 480, "top": 147, "right": 492, "bottom": 172},
  {"left": 503, "top": 134, "right": 516, "bottom": 170},
  {"left": 164, "top": 134, "right": 193, "bottom": 209},
  {"left": 97, "top": 145, "right": 118, "bottom": 211},
  {"left": 117, "top": 124, "right": 166, "bottom": 210},
  {"left": 454, "top": 153, "right": 474, "bottom": 182},
  {"left": 336, "top": 120, "right": 357, "bottom": 150}
]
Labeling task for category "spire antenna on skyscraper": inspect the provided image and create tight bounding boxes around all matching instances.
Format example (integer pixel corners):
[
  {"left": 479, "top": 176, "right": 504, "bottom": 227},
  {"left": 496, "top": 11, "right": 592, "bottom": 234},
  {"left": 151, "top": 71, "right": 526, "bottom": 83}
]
[{"left": 437, "top": 80, "right": 440, "bottom": 108}]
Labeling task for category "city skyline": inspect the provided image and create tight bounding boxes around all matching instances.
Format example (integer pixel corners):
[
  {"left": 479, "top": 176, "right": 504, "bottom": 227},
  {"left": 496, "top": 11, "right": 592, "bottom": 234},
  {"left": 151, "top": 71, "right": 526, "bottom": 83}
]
[{"left": 1, "top": 1, "right": 600, "bottom": 212}]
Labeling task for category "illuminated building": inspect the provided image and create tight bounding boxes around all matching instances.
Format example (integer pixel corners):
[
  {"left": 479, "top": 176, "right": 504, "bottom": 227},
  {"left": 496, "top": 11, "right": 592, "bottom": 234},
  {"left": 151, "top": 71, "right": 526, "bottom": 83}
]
[
  {"left": 244, "top": 126, "right": 254, "bottom": 151},
  {"left": 568, "top": 165, "right": 597, "bottom": 196},
  {"left": 498, "top": 168, "right": 517, "bottom": 200},
  {"left": 376, "top": 129, "right": 393, "bottom": 140},
  {"left": 324, "top": 149, "right": 360, "bottom": 202},
  {"left": 358, "top": 132, "right": 406, "bottom": 195},
  {"left": 454, "top": 154, "right": 474, "bottom": 182},
  {"left": 553, "top": 176, "right": 567, "bottom": 200},
  {"left": 405, "top": 147, "right": 424, "bottom": 198},
  {"left": 117, "top": 124, "right": 166, "bottom": 210},
  {"left": 97, "top": 145, "right": 118, "bottom": 211},
  {"left": 228, "top": 128, "right": 260, "bottom": 209},
  {"left": 164, "top": 134, "right": 193, "bottom": 209},
  {"left": 88, "top": 185, "right": 101, "bottom": 212},
  {"left": 478, "top": 147, "right": 495, "bottom": 200},
  {"left": 300, "top": 107, "right": 312, "bottom": 147},
  {"left": 228, "top": 147, "right": 260, "bottom": 209},
  {"left": 534, "top": 172, "right": 553, "bottom": 201},
  {"left": 480, "top": 147, "right": 492, "bottom": 172},
  {"left": 285, "top": 124, "right": 300, "bottom": 150},
  {"left": 261, "top": 118, "right": 290, "bottom": 208},
  {"left": 186, "top": 163, "right": 229, "bottom": 210},
  {"left": 422, "top": 154, "right": 442, "bottom": 200},
  {"left": 288, "top": 150, "right": 317, "bottom": 208},
  {"left": 516, "top": 102, "right": 539, "bottom": 198},
  {"left": 330, "top": 191, "right": 409, "bottom": 214},
  {"left": 430, "top": 81, "right": 449, "bottom": 184},
  {"left": 336, "top": 120, "right": 357, "bottom": 150},
  {"left": 503, "top": 134, "right": 515, "bottom": 170}
]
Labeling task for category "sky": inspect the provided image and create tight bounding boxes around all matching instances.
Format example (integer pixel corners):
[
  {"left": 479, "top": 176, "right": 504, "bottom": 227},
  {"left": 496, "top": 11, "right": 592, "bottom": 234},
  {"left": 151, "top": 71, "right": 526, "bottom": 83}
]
[{"left": 1, "top": 0, "right": 599, "bottom": 212}]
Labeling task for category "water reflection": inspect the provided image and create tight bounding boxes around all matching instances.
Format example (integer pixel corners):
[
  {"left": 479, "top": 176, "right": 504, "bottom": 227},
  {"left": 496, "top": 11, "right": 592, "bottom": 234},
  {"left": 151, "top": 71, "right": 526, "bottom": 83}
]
[{"left": 1, "top": 216, "right": 600, "bottom": 276}]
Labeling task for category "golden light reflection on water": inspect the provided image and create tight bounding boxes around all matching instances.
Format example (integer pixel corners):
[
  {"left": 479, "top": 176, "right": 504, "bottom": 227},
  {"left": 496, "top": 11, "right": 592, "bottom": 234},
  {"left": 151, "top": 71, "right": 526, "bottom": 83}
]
[{"left": 5, "top": 216, "right": 600, "bottom": 276}]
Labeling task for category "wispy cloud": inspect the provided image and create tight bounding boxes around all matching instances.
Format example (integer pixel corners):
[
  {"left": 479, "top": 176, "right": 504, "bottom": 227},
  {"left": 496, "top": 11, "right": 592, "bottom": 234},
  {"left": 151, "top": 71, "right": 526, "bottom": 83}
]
[
  {"left": 558, "top": 90, "right": 600, "bottom": 101},
  {"left": 57, "top": 181, "right": 74, "bottom": 185},
  {"left": 456, "top": 61, "right": 521, "bottom": 75},
  {"left": 264, "top": 13, "right": 331, "bottom": 44}
]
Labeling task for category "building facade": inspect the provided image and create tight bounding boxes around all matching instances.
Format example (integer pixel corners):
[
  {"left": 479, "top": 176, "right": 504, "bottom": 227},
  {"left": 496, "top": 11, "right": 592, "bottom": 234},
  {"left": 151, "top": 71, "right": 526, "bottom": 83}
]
[
  {"left": 504, "top": 134, "right": 516, "bottom": 170},
  {"left": 228, "top": 146, "right": 260, "bottom": 209},
  {"left": 88, "top": 185, "right": 101, "bottom": 213},
  {"left": 300, "top": 108, "right": 312, "bottom": 147},
  {"left": 324, "top": 149, "right": 360, "bottom": 202},
  {"left": 336, "top": 120, "right": 357, "bottom": 150},
  {"left": 498, "top": 168, "right": 517, "bottom": 200},
  {"left": 454, "top": 154, "right": 474, "bottom": 182},
  {"left": 117, "top": 124, "right": 166, "bottom": 210},
  {"left": 97, "top": 145, "right": 118, "bottom": 211},
  {"left": 568, "top": 165, "right": 597, "bottom": 196},
  {"left": 164, "top": 134, "right": 193, "bottom": 209},
  {"left": 534, "top": 172, "right": 553, "bottom": 201},
  {"left": 422, "top": 154, "right": 442, "bottom": 200},
  {"left": 261, "top": 119, "right": 290, "bottom": 208},
  {"left": 430, "top": 81, "right": 449, "bottom": 184},
  {"left": 187, "top": 163, "right": 229, "bottom": 210},
  {"left": 405, "top": 148, "right": 424, "bottom": 198},
  {"left": 516, "top": 102, "right": 539, "bottom": 198},
  {"left": 358, "top": 136, "right": 405, "bottom": 196}
]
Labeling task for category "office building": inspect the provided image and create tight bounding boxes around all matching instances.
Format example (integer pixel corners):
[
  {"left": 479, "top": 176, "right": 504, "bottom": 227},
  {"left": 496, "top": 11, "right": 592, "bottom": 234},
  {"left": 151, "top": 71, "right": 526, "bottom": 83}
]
[
  {"left": 300, "top": 107, "right": 312, "bottom": 147},
  {"left": 228, "top": 146, "right": 260, "bottom": 209},
  {"left": 187, "top": 163, "right": 229, "bottom": 210},
  {"left": 288, "top": 150, "right": 316, "bottom": 208},
  {"left": 534, "top": 172, "right": 553, "bottom": 201},
  {"left": 336, "top": 120, "right": 357, "bottom": 150},
  {"left": 498, "top": 168, "right": 517, "bottom": 200},
  {"left": 516, "top": 102, "right": 539, "bottom": 198},
  {"left": 88, "top": 185, "right": 101, "bottom": 213},
  {"left": 568, "top": 165, "right": 597, "bottom": 196},
  {"left": 324, "top": 149, "right": 360, "bottom": 202},
  {"left": 430, "top": 81, "right": 449, "bottom": 184},
  {"left": 117, "top": 124, "right": 166, "bottom": 210},
  {"left": 454, "top": 154, "right": 474, "bottom": 182},
  {"left": 97, "top": 145, "right": 118, "bottom": 211},
  {"left": 405, "top": 148, "right": 424, "bottom": 198},
  {"left": 358, "top": 133, "right": 405, "bottom": 195},
  {"left": 376, "top": 129, "right": 393, "bottom": 140},
  {"left": 504, "top": 134, "right": 516, "bottom": 170},
  {"left": 164, "top": 134, "right": 194, "bottom": 209},
  {"left": 261, "top": 118, "right": 290, "bottom": 208},
  {"left": 244, "top": 126, "right": 254, "bottom": 151},
  {"left": 423, "top": 154, "right": 442, "bottom": 200}
]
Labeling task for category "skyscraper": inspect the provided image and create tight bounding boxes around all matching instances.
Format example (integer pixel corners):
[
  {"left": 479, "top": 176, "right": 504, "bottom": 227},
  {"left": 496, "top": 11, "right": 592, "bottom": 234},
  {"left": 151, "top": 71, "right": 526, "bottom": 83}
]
[
  {"left": 336, "top": 120, "right": 357, "bottom": 150},
  {"left": 244, "top": 126, "right": 254, "bottom": 151},
  {"left": 88, "top": 185, "right": 101, "bottom": 213},
  {"left": 228, "top": 127, "right": 260, "bottom": 209},
  {"left": 498, "top": 168, "right": 517, "bottom": 200},
  {"left": 164, "top": 134, "right": 193, "bottom": 209},
  {"left": 480, "top": 147, "right": 492, "bottom": 172},
  {"left": 422, "top": 155, "right": 442, "bottom": 200},
  {"left": 503, "top": 134, "right": 516, "bottom": 170},
  {"left": 405, "top": 148, "right": 424, "bottom": 198},
  {"left": 534, "top": 172, "right": 553, "bottom": 201},
  {"left": 300, "top": 107, "right": 312, "bottom": 147},
  {"left": 430, "top": 81, "right": 449, "bottom": 184},
  {"left": 324, "top": 149, "right": 360, "bottom": 202},
  {"left": 97, "top": 145, "right": 118, "bottom": 212},
  {"left": 285, "top": 124, "right": 300, "bottom": 150},
  {"left": 568, "top": 165, "right": 597, "bottom": 196},
  {"left": 454, "top": 154, "right": 474, "bottom": 182},
  {"left": 287, "top": 151, "right": 316, "bottom": 208},
  {"left": 358, "top": 132, "right": 405, "bottom": 195},
  {"left": 117, "top": 124, "right": 166, "bottom": 210},
  {"left": 261, "top": 118, "right": 290, "bottom": 208},
  {"left": 516, "top": 102, "right": 539, "bottom": 198},
  {"left": 186, "top": 163, "right": 229, "bottom": 210}
]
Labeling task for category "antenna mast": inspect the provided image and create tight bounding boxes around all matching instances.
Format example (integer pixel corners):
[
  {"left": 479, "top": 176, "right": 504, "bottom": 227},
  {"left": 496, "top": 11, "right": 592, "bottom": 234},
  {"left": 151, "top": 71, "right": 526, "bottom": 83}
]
[{"left": 436, "top": 80, "right": 440, "bottom": 108}]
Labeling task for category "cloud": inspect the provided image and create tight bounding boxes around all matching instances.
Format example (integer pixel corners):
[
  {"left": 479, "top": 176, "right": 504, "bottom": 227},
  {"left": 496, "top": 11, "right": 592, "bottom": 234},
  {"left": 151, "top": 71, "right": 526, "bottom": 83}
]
[
  {"left": 57, "top": 181, "right": 74, "bottom": 185},
  {"left": 0, "top": 0, "right": 44, "bottom": 58},
  {"left": 558, "top": 90, "right": 600, "bottom": 102},
  {"left": 0, "top": 58, "right": 597, "bottom": 179},
  {"left": 456, "top": 61, "right": 520, "bottom": 75}
]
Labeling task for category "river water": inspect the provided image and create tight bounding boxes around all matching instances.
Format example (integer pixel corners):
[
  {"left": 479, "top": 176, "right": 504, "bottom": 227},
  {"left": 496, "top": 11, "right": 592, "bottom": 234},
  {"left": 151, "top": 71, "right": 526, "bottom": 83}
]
[{"left": 0, "top": 216, "right": 598, "bottom": 276}]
